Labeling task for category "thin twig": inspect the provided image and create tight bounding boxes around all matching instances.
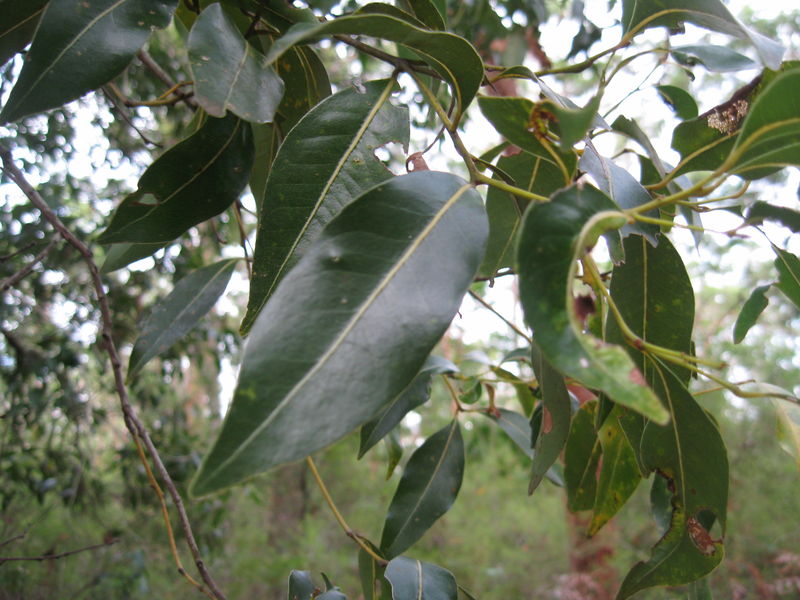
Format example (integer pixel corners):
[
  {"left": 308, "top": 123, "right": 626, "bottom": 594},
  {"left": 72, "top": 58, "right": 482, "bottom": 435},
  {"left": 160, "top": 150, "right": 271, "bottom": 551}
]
[
  {"left": 333, "top": 34, "right": 442, "bottom": 80},
  {"left": 0, "top": 539, "right": 119, "bottom": 564},
  {"left": 1, "top": 239, "right": 58, "bottom": 292},
  {"left": 100, "top": 85, "right": 162, "bottom": 147},
  {"left": 136, "top": 49, "right": 197, "bottom": 110},
  {"left": 0, "top": 532, "right": 27, "bottom": 549},
  {"left": 467, "top": 289, "right": 531, "bottom": 343},
  {"left": 0, "top": 146, "right": 226, "bottom": 600}
]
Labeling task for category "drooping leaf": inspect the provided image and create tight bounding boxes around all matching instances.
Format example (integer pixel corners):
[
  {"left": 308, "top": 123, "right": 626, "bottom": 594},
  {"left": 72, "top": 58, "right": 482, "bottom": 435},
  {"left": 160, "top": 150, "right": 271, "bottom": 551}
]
[
  {"left": 612, "top": 116, "right": 668, "bottom": 178},
  {"left": 0, "top": 1, "right": 47, "bottom": 67},
  {"left": 477, "top": 96, "right": 577, "bottom": 184},
  {"left": 380, "top": 420, "right": 464, "bottom": 559},
  {"left": 190, "top": 172, "right": 487, "bottom": 496},
  {"left": 274, "top": 46, "right": 332, "bottom": 131},
  {"left": 564, "top": 400, "right": 600, "bottom": 511},
  {"left": 478, "top": 152, "right": 564, "bottom": 278},
  {"left": 384, "top": 431, "right": 403, "bottom": 480},
  {"left": 359, "top": 355, "right": 457, "bottom": 458},
  {"left": 127, "top": 259, "right": 238, "bottom": 382},
  {"left": 656, "top": 84, "right": 698, "bottom": 120},
  {"left": 517, "top": 184, "right": 668, "bottom": 423},
  {"left": 588, "top": 406, "right": 642, "bottom": 536},
  {"left": 617, "top": 363, "right": 728, "bottom": 599},
  {"left": 543, "top": 93, "right": 602, "bottom": 149},
  {"left": 187, "top": 3, "right": 284, "bottom": 123},
  {"left": 0, "top": 0, "right": 177, "bottom": 124},
  {"left": 620, "top": 0, "right": 783, "bottom": 70},
  {"left": 359, "top": 544, "right": 392, "bottom": 600},
  {"left": 241, "top": 79, "right": 409, "bottom": 334},
  {"left": 98, "top": 115, "right": 253, "bottom": 244},
  {"left": 100, "top": 241, "right": 167, "bottom": 273},
  {"left": 729, "top": 67, "right": 800, "bottom": 179},
  {"left": 671, "top": 44, "right": 758, "bottom": 72},
  {"left": 249, "top": 122, "right": 281, "bottom": 212},
  {"left": 385, "top": 557, "right": 458, "bottom": 600},
  {"left": 772, "top": 245, "right": 800, "bottom": 310},
  {"left": 529, "top": 345, "right": 571, "bottom": 493},
  {"left": 287, "top": 570, "right": 316, "bottom": 600},
  {"left": 746, "top": 201, "right": 800, "bottom": 232},
  {"left": 262, "top": 12, "right": 484, "bottom": 115},
  {"left": 733, "top": 284, "right": 770, "bottom": 344},
  {"left": 484, "top": 408, "right": 534, "bottom": 458}
]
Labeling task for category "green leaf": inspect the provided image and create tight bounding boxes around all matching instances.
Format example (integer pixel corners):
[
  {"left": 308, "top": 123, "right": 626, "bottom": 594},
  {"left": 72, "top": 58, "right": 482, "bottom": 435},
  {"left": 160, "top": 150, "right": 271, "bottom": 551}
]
[
  {"left": 656, "top": 85, "right": 699, "bottom": 120},
  {"left": 274, "top": 46, "right": 332, "bottom": 131},
  {"left": 746, "top": 201, "right": 800, "bottom": 232},
  {"left": 671, "top": 44, "right": 758, "bottom": 72},
  {"left": 100, "top": 241, "right": 167, "bottom": 273},
  {"left": 775, "top": 400, "right": 800, "bottom": 469},
  {"left": 773, "top": 246, "right": 800, "bottom": 310},
  {"left": 564, "top": 400, "right": 601, "bottom": 512},
  {"left": 287, "top": 570, "right": 316, "bottom": 600},
  {"left": 380, "top": 421, "right": 464, "bottom": 559},
  {"left": 650, "top": 469, "right": 672, "bottom": 535},
  {"left": 190, "top": 172, "right": 487, "bottom": 496},
  {"left": 729, "top": 68, "right": 800, "bottom": 178},
  {"left": 479, "top": 152, "right": 565, "bottom": 278},
  {"left": 0, "top": 1, "right": 47, "bottom": 67},
  {"left": 733, "top": 284, "right": 770, "bottom": 344},
  {"left": 359, "top": 545, "right": 392, "bottom": 600},
  {"left": 671, "top": 116, "right": 736, "bottom": 175},
  {"left": 241, "top": 79, "right": 409, "bottom": 334},
  {"left": 543, "top": 94, "right": 602, "bottom": 149},
  {"left": 687, "top": 578, "right": 713, "bottom": 600},
  {"left": 621, "top": 0, "right": 783, "bottom": 70},
  {"left": 588, "top": 406, "right": 642, "bottom": 536},
  {"left": 249, "top": 122, "right": 281, "bottom": 213},
  {"left": 484, "top": 408, "right": 534, "bottom": 458},
  {"left": 359, "top": 355, "right": 457, "bottom": 458},
  {"left": 399, "top": 0, "right": 446, "bottom": 30},
  {"left": 385, "top": 557, "right": 458, "bottom": 600},
  {"left": 489, "top": 366, "right": 535, "bottom": 416},
  {"left": 384, "top": 431, "right": 403, "bottom": 480},
  {"left": 477, "top": 96, "right": 577, "bottom": 184},
  {"left": 98, "top": 115, "right": 253, "bottom": 244},
  {"left": 262, "top": 13, "right": 483, "bottom": 116},
  {"left": 617, "top": 363, "right": 728, "bottom": 599},
  {"left": 0, "top": 0, "right": 177, "bottom": 124},
  {"left": 517, "top": 184, "right": 668, "bottom": 423},
  {"left": 127, "top": 259, "right": 238, "bottom": 382},
  {"left": 187, "top": 3, "right": 283, "bottom": 123},
  {"left": 529, "top": 345, "right": 571, "bottom": 493}
]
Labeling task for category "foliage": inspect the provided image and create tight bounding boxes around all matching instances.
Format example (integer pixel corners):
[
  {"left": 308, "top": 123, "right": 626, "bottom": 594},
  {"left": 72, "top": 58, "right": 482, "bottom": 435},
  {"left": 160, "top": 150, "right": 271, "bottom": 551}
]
[{"left": 1, "top": 1, "right": 799, "bottom": 599}]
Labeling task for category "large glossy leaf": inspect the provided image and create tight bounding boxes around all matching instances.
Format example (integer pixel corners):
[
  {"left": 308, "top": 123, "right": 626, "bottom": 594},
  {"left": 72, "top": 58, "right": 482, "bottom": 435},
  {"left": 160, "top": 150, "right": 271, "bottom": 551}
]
[
  {"left": 98, "top": 115, "right": 253, "bottom": 244},
  {"left": 516, "top": 184, "right": 668, "bottom": 423},
  {"left": 127, "top": 259, "right": 238, "bottom": 382},
  {"left": 620, "top": 0, "right": 783, "bottom": 70},
  {"left": 588, "top": 406, "right": 641, "bottom": 536},
  {"left": 380, "top": 421, "right": 464, "bottom": 559},
  {"left": 287, "top": 570, "right": 316, "bottom": 600},
  {"left": 772, "top": 245, "right": 800, "bottom": 310},
  {"left": 359, "top": 356, "right": 457, "bottom": 458},
  {"left": 385, "top": 557, "right": 458, "bottom": 600},
  {"left": 478, "top": 152, "right": 564, "bottom": 278},
  {"left": 617, "top": 363, "right": 728, "bottom": 599},
  {"left": 529, "top": 345, "right": 571, "bottom": 493},
  {"left": 188, "top": 3, "right": 283, "bottom": 123},
  {"left": 729, "top": 68, "right": 800, "bottom": 178},
  {"left": 261, "top": 12, "right": 483, "bottom": 115},
  {"left": 0, "top": 0, "right": 177, "bottom": 124},
  {"left": 477, "top": 96, "right": 577, "bottom": 184},
  {"left": 671, "top": 44, "right": 757, "bottom": 72},
  {"left": 733, "top": 284, "right": 770, "bottom": 344},
  {"left": 241, "top": 78, "right": 409, "bottom": 334},
  {"left": 564, "top": 400, "right": 600, "bottom": 512},
  {"left": 190, "top": 172, "right": 487, "bottom": 495},
  {"left": 0, "top": 1, "right": 47, "bottom": 67}
]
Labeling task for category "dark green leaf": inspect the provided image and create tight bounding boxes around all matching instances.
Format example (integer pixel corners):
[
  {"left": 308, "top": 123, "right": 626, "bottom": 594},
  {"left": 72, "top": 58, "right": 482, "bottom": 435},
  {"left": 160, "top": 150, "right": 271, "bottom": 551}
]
[
  {"left": 399, "top": 0, "right": 446, "bottom": 30},
  {"left": 385, "top": 557, "right": 458, "bottom": 600},
  {"left": 190, "top": 172, "right": 487, "bottom": 495},
  {"left": 733, "top": 284, "right": 770, "bottom": 344},
  {"left": 380, "top": 421, "right": 464, "bottom": 559},
  {"left": 517, "top": 184, "right": 668, "bottom": 423},
  {"left": 484, "top": 408, "right": 533, "bottom": 458},
  {"left": 359, "top": 356, "right": 456, "bottom": 459},
  {"left": 687, "top": 578, "right": 713, "bottom": 600},
  {"left": 0, "top": 0, "right": 177, "bottom": 124},
  {"left": 656, "top": 85, "right": 699, "bottom": 119},
  {"left": 529, "top": 345, "right": 571, "bottom": 493},
  {"left": 127, "top": 259, "right": 238, "bottom": 381},
  {"left": 249, "top": 122, "right": 281, "bottom": 213},
  {"left": 0, "top": 1, "right": 47, "bottom": 67},
  {"left": 100, "top": 241, "right": 166, "bottom": 273},
  {"left": 588, "top": 406, "right": 642, "bottom": 535},
  {"left": 242, "top": 79, "right": 409, "bottom": 334},
  {"left": 384, "top": 431, "right": 403, "bottom": 480},
  {"left": 671, "top": 44, "right": 758, "bottom": 72},
  {"left": 617, "top": 363, "right": 728, "bottom": 599},
  {"left": 671, "top": 116, "right": 736, "bottom": 175},
  {"left": 359, "top": 544, "right": 392, "bottom": 600},
  {"left": 274, "top": 46, "right": 332, "bottom": 131},
  {"left": 479, "top": 152, "right": 565, "bottom": 278},
  {"left": 543, "top": 94, "right": 602, "bottom": 149},
  {"left": 287, "top": 570, "right": 316, "bottom": 600},
  {"left": 262, "top": 14, "right": 483, "bottom": 116},
  {"left": 746, "top": 201, "right": 800, "bottom": 232},
  {"left": 564, "top": 400, "right": 600, "bottom": 512},
  {"left": 650, "top": 472, "right": 672, "bottom": 535},
  {"left": 188, "top": 3, "right": 283, "bottom": 123},
  {"left": 772, "top": 245, "right": 800, "bottom": 310},
  {"left": 621, "top": 0, "right": 783, "bottom": 70},
  {"left": 98, "top": 115, "right": 253, "bottom": 244}
]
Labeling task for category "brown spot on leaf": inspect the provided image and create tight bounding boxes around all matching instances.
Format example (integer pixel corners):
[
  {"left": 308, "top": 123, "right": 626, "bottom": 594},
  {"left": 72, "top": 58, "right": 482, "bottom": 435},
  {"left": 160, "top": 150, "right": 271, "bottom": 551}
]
[
  {"left": 406, "top": 152, "right": 429, "bottom": 172},
  {"left": 628, "top": 367, "right": 647, "bottom": 386},
  {"left": 687, "top": 516, "right": 720, "bottom": 556}
]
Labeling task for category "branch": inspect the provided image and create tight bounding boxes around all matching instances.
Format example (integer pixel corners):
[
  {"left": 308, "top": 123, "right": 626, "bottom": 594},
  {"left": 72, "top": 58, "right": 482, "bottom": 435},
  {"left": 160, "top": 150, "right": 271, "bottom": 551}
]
[
  {"left": 1, "top": 238, "right": 59, "bottom": 292},
  {"left": 0, "top": 146, "right": 226, "bottom": 600},
  {"left": 0, "top": 538, "right": 119, "bottom": 565},
  {"left": 136, "top": 49, "right": 198, "bottom": 110}
]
